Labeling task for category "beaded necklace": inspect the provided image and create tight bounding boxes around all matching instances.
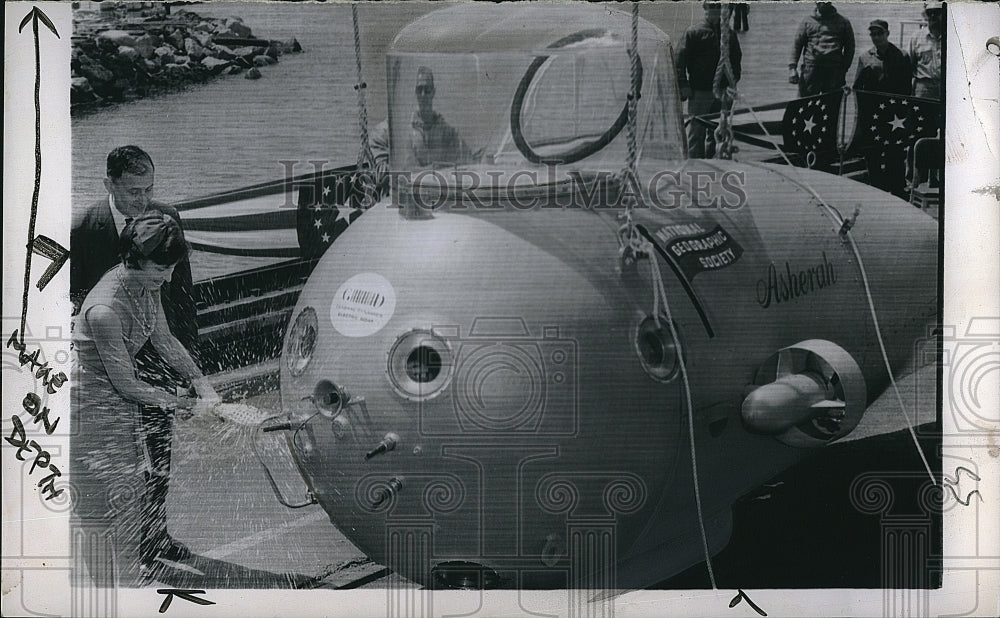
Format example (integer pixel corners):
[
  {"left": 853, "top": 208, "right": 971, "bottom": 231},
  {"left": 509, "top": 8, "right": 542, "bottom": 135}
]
[{"left": 117, "top": 268, "right": 156, "bottom": 338}]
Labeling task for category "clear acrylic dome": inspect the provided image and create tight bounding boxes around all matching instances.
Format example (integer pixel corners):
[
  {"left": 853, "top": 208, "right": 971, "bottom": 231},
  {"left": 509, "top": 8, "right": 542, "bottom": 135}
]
[{"left": 383, "top": 4, "right": 686, "bottom": 191}]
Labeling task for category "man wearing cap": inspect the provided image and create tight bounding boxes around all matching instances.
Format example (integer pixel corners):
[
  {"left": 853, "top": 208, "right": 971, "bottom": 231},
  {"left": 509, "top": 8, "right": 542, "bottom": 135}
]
[
  {"left": 71, "top": 145, "right": 199, "bottom": 573},
  {"left": 789, "top": 2, "right": 855, "bottom": 97},
  {"left": 676, "top": 1, "right": 743, "bottom": 158},
  {"left": 853, "top": 20, "right": 911, "bottom": 95},
  {"left": 906, "top": 2, "right": 943, "bottom": 100}
]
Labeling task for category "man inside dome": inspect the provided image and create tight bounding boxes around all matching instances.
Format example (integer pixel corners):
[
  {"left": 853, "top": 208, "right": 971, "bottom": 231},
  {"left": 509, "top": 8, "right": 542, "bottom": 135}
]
[
  {"left": 370, "top": 65, "right": 475, "bottom": 176},
  {"left": 408, "top": 66, "right": 474, "bottom": 168}
]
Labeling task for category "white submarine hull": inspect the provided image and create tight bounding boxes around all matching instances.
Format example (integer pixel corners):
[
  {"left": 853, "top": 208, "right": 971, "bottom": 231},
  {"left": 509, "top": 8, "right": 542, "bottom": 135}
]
[{"left": 276, "top": 160, "right": 937, "bottom": 589}]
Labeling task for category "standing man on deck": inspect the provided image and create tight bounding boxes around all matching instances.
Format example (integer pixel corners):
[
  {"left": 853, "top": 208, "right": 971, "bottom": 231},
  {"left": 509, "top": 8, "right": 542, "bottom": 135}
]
[
  {"left": 853, "top": 21, "right": 911, "bottom": 198},
  {"left": 71, "top": 145, "right": 202, "bottom": 575},
  {"left": 789, "top": 2, "right": 855, "bottom": 97},
  {"left": 906, "top": 2, "right": 943, "bottom": 100},
  {"left": 676, "top": 1, "right": 743, "bottom": 159},
  {"left": 853, "top": 20, "right": 911, "bottom": 95}
]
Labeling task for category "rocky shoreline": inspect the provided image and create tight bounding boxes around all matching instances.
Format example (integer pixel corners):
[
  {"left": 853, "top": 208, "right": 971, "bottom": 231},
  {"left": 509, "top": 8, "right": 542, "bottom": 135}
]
[{"left": 72, "top": 6, "right": 302, "bottom": 114}]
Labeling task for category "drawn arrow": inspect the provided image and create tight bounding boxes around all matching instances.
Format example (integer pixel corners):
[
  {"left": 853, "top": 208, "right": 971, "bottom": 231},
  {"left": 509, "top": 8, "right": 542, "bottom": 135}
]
[{"left": 16, "top": 7, "right": 67, "bottom": 348}]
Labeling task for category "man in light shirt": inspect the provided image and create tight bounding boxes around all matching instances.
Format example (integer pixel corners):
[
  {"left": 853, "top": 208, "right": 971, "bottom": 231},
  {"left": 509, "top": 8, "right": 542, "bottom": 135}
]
[
  {"left": 906, "top": 2, "right": 943, "bottom": 100},
  {"left": 407, "top": 66, "right": 474, "bottom": 168}
]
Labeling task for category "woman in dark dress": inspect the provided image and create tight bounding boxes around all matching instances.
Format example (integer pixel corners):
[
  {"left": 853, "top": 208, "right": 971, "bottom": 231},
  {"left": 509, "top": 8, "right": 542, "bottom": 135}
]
[{"left": 71, "top": 212, "right": 218, "bottom": 586}]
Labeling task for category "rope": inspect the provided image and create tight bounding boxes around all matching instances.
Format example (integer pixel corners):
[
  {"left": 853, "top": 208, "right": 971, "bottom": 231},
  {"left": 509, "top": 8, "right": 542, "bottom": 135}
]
[
  {"left": 712, "top": 3, "right": 738, "bottom": 160},
  {"left": 843, "top": 231, "right": 937, "bottom": 484},
  {"left": 836, "top": 87, "right": 850, "bottom": 175},
  {"left": 617, "top": 1, "right": 644, "bottom": 266},
  {"left": 646, "top": 243, "right": 718, "bottom": 590},
  {"left": 625, "top": 1, "right": 640, "bottom": 180},
  {"left": 617, "top": 7, "right": 718, "bottom": 582},
  {"left": 351, "top": 3, "right": 376, "bottom": 209}
]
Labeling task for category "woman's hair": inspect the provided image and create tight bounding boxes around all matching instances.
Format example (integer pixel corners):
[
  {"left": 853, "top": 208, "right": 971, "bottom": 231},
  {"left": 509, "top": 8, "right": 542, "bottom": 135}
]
[{"left": 119, "top": 212, "right": 187, "bottom": 268}]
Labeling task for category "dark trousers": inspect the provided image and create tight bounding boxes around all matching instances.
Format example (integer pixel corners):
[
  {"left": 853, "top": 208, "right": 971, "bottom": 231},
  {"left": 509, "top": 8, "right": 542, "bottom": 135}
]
[
  {"left": 138, "top": 404, "right": 176, "bottom": 560},
  {"left": 734, "top": 4, "right": 749, "bottom": 32},
  {"left": 865, "top": 147, "right": 908, "bottom": 199},
  {"left": 134, "top": 342, "right": 185, "bottom": 561},
  {"left": 798, "top": 64, "right": 846, "bottom": 97}
]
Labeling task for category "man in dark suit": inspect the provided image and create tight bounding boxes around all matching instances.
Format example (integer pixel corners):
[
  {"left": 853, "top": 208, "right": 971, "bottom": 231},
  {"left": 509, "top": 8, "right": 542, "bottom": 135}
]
[{"left": 71, "top": 145, "right": 198, "bottom": 572}]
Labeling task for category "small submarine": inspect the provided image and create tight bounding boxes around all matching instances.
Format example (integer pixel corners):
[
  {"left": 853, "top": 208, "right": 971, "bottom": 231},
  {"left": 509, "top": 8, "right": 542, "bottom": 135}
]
[{"left": 263, "top": 4, "right": 937, "bottom": 590}]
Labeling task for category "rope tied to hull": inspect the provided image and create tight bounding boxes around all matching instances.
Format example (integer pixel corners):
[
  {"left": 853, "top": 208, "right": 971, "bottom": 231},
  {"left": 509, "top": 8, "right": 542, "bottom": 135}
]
[
  {"left": 614, "top": 3, "right": 719, "bottom": 590},
  {"left": 735, "top": 100, "right": 937, "bottom": 485},
  {"left": 617, "top": 1, "right": 646, "bottom": 267}
]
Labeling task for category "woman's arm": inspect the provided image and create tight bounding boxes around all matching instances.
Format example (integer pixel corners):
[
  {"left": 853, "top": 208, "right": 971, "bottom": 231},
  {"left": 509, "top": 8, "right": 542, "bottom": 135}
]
[
  {"left": 149, "top": 294, "right": 201, "bottom": 380},
  {"left": 85, "top": 304, "right": 193, "bottom": 409},
  {"left": 149, "top": 299, "right": 221, "bottom": 407}
]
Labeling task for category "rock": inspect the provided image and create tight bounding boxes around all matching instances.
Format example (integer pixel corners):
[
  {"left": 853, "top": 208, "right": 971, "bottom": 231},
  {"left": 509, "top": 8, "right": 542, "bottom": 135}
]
[
  {"left": 134, "top": 34, "right": 159, "bottom": 59},
  {"left": 224, "top": 17, "right": 252, "bottom": 38},
  {"left": 163, "top": 63, "right": 192, "bottom": 79},
  {"left": 77, "top": 38, "right": 99, "bottom": 56},
  {"left": 98, "top": 29, "right": 136, "bottom": 48},
  {"left": 97, "top": 37, "right": 120, "bottom": 55},
  {"left": 71, "top": 76, "right": 99, "bottom": 103},
  {"left": 184, "top": 38, "right": 206, "bottom": 60},
  {"left": 192, "top": 30, "right": 213, "bottom": 47},
  {"left": 71, "top": 10, "right": 286, "bottom": 113},
  {"left": 270, "top": 38, "right": 302, "bottom": 54},
  {"left": 154, "top": 46, "right": 175, "bottom": 65},
  {"left": 213, "top": 45, "right": 236, "bottom": 61},
  {"left": 200, "top": 56, "right": 230, "bottom": 73},
  {"left": 231, "top": 46, "right": 258, "bottom": 61},
  {"left": 76, "top": 56, "right": 114, "bottom": 85},
  {"left": 168, "top": 29, "right": 186, "bottom": 50},
  {"left": 117, "top": 46, "right": 140, "bottom": 62}
]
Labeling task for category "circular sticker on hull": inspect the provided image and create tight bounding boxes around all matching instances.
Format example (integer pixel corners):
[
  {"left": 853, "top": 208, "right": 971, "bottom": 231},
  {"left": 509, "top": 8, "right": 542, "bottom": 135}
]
[{"left": 331, "top": 272, "right": 397, "bottom": 337}]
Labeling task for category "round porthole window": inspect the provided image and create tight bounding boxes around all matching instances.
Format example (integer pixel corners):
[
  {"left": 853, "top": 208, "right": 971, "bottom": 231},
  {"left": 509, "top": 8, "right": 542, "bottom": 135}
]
[
  {"left": 387, "top": 329, "right": 454, "bottom": 401},
  {"left": 635, "top": 315, "right": 680, "bottom": 382},
  {"left": 285, "top": 306, "right": 318, "bottom": 377}
]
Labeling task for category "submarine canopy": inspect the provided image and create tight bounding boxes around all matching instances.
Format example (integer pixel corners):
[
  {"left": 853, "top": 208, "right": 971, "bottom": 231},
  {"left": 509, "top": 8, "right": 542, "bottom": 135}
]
[{"left": 384, "top": 4, "right": 687, "bottom": 180}]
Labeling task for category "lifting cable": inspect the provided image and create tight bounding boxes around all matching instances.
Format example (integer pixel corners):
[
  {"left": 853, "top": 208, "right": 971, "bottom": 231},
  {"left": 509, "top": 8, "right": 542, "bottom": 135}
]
[
  {"left": 351, "top": 3, "right": 377, "bottom": 209},
  {"left": 648, "top": 253, "right": 718, "bottom": 590},
  {"left": 712, "top": 3, "right": 737, "bottom": 160},
  {"left": 617, "top": 1, "right": 644, "bottom": 266},
  {"left": 616, "top": 1, "right": 719, "bottom": 591}
]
